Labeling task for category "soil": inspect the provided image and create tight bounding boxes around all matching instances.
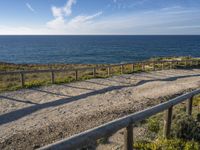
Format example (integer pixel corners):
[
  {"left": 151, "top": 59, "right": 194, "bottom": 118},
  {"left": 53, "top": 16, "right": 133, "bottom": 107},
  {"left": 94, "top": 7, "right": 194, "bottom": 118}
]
[{"left": 0, "top": 69, "right": 200, "bottom": 150}]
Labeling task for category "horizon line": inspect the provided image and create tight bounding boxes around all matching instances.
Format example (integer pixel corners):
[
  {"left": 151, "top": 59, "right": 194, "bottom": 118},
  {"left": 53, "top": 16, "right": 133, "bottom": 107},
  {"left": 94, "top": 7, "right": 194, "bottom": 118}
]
[{"left": 0, "top": 34, "right": 200, "bottom": 36}]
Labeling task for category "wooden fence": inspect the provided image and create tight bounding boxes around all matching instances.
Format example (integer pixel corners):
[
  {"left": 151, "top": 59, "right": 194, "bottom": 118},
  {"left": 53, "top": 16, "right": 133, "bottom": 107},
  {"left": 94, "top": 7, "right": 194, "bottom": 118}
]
[
  {"left": 0, "top": 59, "right": 199, "bottom": 88},
  {"left": 39, "top": 89, "right": 200, "bottom": 150}
]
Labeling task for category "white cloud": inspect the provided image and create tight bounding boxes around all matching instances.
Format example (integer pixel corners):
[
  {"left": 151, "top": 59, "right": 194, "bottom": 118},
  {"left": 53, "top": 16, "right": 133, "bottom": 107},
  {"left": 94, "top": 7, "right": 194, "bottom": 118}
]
[
  {"left": 1, "top": 6, "right": 200, "bottom": 35},
  {"left": 51, "top": 6, "right": 63, "bottom": 18},
  {"left": 26, "top": 3, "right": 36, "bottom": 13},
  {"left": 66, "top": 12, "right": 103, "bottom": 29},
  {"left": 47, "top": 11, "right": 103, "bottom": 31},
  {"left": 47, "top": 0, "right": 103, "bottom": 31},
  {"left": 51, "top": 0, "right": 76, "bottom": 18},
  {"left": 46, "top": 17, "right": 66, "bottom": 29},
  {"left": 63, "top": 0, "right": 76, "bottom": 16},
  {"left": 68, "top": 12, "right": 103, "bottom": 26}
]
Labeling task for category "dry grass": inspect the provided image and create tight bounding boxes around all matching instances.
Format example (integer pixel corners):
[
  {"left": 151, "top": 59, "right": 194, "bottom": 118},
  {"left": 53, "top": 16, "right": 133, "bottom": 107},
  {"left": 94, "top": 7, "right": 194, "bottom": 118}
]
[{"left": 0, "top": 56, "right": 199, "bottom": 92}]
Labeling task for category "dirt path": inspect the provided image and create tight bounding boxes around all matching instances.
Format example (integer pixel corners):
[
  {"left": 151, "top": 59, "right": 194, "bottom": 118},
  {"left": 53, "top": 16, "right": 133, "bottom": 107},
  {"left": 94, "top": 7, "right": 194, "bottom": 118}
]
[{"left": 0, "top": 69, "right": 200, "bottom": 149}]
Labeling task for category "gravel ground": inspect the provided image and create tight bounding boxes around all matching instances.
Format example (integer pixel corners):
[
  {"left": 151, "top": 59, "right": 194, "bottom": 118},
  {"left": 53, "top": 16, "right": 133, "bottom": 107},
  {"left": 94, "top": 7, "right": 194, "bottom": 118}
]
[{"left": 0, "top": 69, "right": 200, "bottom": 150}]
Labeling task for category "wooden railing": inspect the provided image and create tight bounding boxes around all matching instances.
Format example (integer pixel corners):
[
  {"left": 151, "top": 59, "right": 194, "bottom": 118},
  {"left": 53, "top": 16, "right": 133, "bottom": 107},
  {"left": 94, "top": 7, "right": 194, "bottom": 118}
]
[
  {"left": 0, "top": 59, "right": 199, "bottom": 88},
  {"left": 39, "top": 89, "right": 200, "bottom": 150}
]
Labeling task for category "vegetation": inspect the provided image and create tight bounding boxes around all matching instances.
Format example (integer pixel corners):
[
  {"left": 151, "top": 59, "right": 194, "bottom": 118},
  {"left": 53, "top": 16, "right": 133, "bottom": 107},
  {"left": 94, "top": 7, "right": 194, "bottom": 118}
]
[
  {"left": 134, "top": 138, "right": 199, "bottom": 150},
  {"left": 134, "top": 95, "right": 200, "bottom": 150},
  {"left": 149, "top": 56, "right": 200, "bottom": 61},
  {"left": 0, "top": 56, "right": 199, "bottom": 92},
  {"left": 0, "top": 62, "right": 144, "bottom": 92}
]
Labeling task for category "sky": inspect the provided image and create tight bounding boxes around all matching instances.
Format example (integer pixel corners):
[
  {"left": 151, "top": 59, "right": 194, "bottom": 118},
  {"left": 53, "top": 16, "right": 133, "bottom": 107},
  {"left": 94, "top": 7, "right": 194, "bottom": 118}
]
[{"left": 0, "top": 0, "right": 200, "bottom": 35}]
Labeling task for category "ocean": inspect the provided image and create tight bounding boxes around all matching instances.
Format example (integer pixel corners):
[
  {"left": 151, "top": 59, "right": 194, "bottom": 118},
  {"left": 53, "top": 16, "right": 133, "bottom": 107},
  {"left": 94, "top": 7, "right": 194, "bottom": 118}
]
[{"left": 0, "top": 35, "right": 200, "bottom": 64}]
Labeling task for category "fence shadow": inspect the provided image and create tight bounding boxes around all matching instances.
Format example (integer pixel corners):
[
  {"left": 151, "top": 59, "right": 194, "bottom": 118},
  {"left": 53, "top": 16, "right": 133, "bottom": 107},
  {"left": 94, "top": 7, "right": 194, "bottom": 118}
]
[
  {"left": 0, "top": 73, "right": 200, "bottom": 125},
  {"left": 31, "top": 88, "right": 72, "bottom": 97},
  {"left": 0, "top": 95, "right": 38, "bottom": 105}
]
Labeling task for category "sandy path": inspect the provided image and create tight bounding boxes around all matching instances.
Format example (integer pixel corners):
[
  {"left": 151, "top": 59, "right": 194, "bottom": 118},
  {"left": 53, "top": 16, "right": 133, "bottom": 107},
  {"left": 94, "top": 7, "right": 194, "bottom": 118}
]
[{"left": 0, "top": 69, "right": 200, "bottom": 149}]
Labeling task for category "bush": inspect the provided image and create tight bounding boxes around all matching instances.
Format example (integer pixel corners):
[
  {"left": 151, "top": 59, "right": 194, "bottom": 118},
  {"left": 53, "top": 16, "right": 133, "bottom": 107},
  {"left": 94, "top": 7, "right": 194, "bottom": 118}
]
[
  {"left": 196, "top": 113, "right": 200, "bottom": 122},
  {"left": 98, "top": 137, "right": 109, "bottom": 144},
  {"left": 134, "top": 138, "right": 199, "bottom": 150},
  {"left": 147, "top": 118, "right": 160, "bottom": 133},
  {"left": 172, "top": 114, "right": 200, "bottom": 141}
]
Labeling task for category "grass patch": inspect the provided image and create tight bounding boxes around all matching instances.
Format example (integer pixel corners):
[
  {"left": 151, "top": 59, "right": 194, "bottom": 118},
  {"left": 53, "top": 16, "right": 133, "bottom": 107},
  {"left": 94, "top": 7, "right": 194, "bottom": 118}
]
[
  {"left": 0, "top": 57, "right": 199, "bottom": 92},
  {"left": 134, "top": 138, "right": 199, "bottom": 150},
  {"left": 134, "top": 95, "right": 200, "bottom": 149}
]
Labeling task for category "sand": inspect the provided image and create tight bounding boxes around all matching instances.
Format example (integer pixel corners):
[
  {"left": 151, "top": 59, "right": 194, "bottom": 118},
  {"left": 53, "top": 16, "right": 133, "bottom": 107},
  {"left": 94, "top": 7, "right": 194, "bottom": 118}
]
[{"left": 0, "top": 69, "right": 200, "bottom": 149}]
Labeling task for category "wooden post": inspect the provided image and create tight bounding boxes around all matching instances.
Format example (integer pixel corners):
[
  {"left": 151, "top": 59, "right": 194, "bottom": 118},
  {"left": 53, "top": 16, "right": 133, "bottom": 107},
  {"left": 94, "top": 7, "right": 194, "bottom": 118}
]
[
  {"left": 196, "top": 60, "right": 198, "bottom": 67},
  {"left": 163, "top": 106, "right": 173, "bottom": 138},
  {"left": 185, "top": 61, "right": 187, "bottom": 67},
  {"left": 132, "top": 64, "right": 134, "bottom": 72},
  {"left": 162, "top": 63, "right": 164, "bottom": 70},
  {"left": 186, "top": 97, "right": 193, "bottom": 115},
  {"left": 124, "top": 124, "right": 134, "bottom": 150},
  {"left": 93, "top": 68, "right": 96, "bottom": 78},
  {"left": 108, "top": 67, "right": 111, "bottom": 76},
  {"left": 170, "top": 62, "right": 172, "bottom": 69},
  {"left": 20, "top": 72, "right": 25, "bottom": 87},
  {"left": 153, "top": 62, "right": 156, "bottom": 71},
  {"left": 75, "top": 70, "right": 78, "bottom": 81},
  {"left": 172, "top": 62, "right": 175, "bottom": 69},
  {"left": 121, "top": 65, "right": 123, "bottom": 74},
  {"left": 51, "top": 71, "right": 55, "bottom": 84},
  {"left": 142, "top": 63, "right": 145, "bottom": 71}
]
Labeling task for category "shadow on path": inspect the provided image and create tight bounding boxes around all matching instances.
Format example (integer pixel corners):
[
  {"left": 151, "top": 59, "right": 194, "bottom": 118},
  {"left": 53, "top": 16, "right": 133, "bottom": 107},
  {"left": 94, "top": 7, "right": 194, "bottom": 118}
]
[
  {"left": 62, "top": 84, "right": 94, "bottom": 91},
  {"left": 83, "top": 80, "right": 110, "bottom": 86},
  {"left": 0, "top": 85, "right": 129, "bottom": 125},
  {"left": 31, "top": 89, "right": 71, "bottom": 97},
  {"left": 0, "top": 95, "right": 38, "bottom": 105},
  {"left": 0, "top": 73, "right": 200, "bottom": 125}
]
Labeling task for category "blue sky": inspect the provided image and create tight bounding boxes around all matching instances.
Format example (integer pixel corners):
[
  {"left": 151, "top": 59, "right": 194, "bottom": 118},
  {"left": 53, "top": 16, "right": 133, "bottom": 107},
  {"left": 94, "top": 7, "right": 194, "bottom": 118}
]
[{"left": 0, "top": 0, "right": 200, "bottom": 35}]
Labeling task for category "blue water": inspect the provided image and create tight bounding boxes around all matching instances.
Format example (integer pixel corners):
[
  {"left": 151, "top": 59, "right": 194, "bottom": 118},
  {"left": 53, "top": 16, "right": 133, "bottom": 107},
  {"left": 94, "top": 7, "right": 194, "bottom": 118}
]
[{"left": 0, "top": 35, "right": 199, "bottom": 64}]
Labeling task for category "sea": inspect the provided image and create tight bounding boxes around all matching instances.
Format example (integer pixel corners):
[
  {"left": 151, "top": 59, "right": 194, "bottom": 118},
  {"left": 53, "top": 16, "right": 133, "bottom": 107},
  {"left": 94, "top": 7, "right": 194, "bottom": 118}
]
[{"left": 0, "top": 35, "right": 200, "bottom": 64}]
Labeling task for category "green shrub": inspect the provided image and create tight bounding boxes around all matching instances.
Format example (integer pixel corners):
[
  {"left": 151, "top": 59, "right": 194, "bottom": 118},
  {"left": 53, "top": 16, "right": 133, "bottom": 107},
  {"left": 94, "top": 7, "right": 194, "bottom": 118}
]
[
  {"left": 134, "top": 138, "right": 199, "bottom": 150},
  {"left": 98, "top": 137, "right": 109, "bottom": 144},
  {"left": 25, "top": 81, "right": 47, "bottom": 88},
  {"left": 193, "top": 95, "right": 200, "bottom": 107},
  {"left": 172, "top": 114, "right": 200, "bottom": 141},
  {"left": 147, "top": 118, "right": 160, "bottom": 133},
  {"left": 196, "top": 113, "right": 200, "bottom": 122}
]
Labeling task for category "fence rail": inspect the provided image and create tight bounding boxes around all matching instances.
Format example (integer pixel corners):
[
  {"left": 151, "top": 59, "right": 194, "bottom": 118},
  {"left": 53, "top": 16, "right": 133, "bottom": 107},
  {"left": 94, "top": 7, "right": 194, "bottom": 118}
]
[
  {"left": 0, "top": 59, "right": 199, "bottom": 88},
  {"left": 39, "top": 89, "right": 200, "bottom": 150}
]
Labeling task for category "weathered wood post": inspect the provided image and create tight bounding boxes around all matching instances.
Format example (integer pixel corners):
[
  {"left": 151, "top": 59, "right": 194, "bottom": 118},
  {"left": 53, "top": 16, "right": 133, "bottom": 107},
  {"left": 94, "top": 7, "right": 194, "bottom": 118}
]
[
  {"left": 75, "top": 70, "right": 78, "bottom": 81},
  {"left": 121, "top": 65, "right": 123, "bottom": 74},
  {"left": 170, "top": 62, "right": 172, "bottom": 70},
  {"left": 153, "top": 62, "right": 156, "bottom": 71},
  {"left": 163, "top": 106, "right": 173, "bottom": 138},
  {"left": 142, "top": 63, "right": 145, "bottom": 71},
  {"left": 93, "top": 68, "right": 96, "bottom": 78},
  {"left": 162, "top": 62, "right": 164, "bottom": 70},
  {"left": 176, "top": 61, "right": 178, "bottom": 68},
  {"left": 196, "top": 60, "right": 198, "bottom": 67},
  {"left": 132, "top": 64, "right": 134, "bottom": 72},
  {"left": 20, "top": 72, "right": 25, "bottom": 87},
  {"left": 51, "top": 71, "right": 55, "bottom": 84},
  {"left": 124, "top": 124, "right": 134, "bottom": 150},
  {"left": 186, "top": 96, "right": 193, "bottom": 115},
  {"left": 107, "top": 67, "right": 111, "bottom": 76}
]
